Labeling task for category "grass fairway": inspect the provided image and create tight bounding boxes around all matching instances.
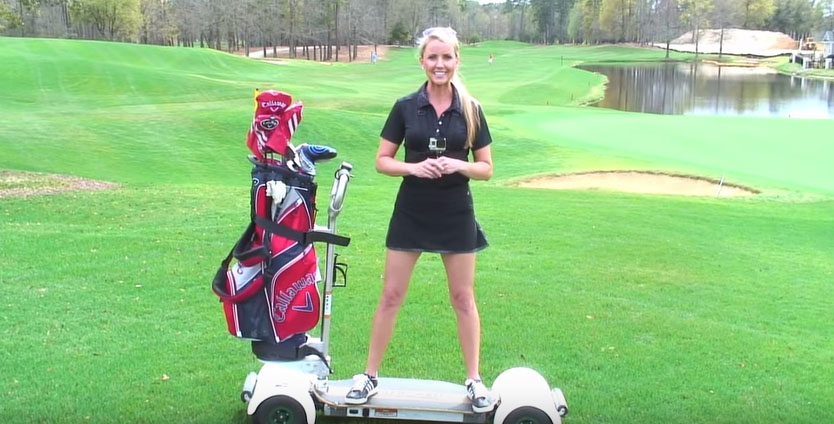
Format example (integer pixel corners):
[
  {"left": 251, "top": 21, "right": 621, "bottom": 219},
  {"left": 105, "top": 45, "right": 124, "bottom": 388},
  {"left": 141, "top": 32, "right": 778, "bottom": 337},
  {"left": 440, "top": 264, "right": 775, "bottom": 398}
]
[{"left": 2, "top": 36, "right": 833, "bottom": 424}]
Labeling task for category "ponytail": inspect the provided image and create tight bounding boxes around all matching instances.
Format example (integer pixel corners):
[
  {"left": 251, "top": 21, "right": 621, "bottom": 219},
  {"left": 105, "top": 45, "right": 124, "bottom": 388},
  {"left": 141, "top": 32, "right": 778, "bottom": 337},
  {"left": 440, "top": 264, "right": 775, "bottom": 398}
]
[{"left": 451, "top": 74, "right": 480, "bottom": 149}]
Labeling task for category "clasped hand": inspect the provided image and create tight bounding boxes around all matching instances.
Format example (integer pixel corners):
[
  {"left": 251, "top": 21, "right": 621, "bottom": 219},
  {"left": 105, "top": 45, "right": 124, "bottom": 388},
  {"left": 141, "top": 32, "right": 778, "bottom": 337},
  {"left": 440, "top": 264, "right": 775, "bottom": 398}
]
[{"left": 410, "top": 157, "right": 466, "bottom": 179}]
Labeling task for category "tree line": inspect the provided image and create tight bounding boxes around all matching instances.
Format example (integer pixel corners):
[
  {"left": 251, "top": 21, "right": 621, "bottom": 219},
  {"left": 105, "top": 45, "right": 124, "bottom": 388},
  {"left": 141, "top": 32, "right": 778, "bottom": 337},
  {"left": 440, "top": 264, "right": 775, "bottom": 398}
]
[{"left": 1, "top": 0, "right": 831, "bottom": 59}]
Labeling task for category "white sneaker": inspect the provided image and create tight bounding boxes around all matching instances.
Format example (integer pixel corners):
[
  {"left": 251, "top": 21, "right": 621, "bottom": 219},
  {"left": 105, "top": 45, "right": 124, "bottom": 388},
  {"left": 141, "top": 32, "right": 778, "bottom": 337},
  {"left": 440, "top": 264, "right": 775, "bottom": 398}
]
[
  {"left": 345, "top": 373, "right": 378, "bottom": 404},
  {"left": 465, "top": 378, "right": 494, "bottom": 413}
]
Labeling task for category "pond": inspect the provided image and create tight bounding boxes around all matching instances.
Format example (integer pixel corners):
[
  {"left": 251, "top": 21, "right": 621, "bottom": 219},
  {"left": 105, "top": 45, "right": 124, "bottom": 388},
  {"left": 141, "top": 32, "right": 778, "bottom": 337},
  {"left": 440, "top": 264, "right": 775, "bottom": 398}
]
[{"left": 579, "top": 62, "right": 834, "bottom": 119}]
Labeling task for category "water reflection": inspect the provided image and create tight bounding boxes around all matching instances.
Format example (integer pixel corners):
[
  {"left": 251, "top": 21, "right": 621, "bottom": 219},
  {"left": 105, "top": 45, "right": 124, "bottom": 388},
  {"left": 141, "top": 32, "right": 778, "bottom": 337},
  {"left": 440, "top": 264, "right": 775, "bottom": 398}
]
[{"left": 579, "top": 62, "right": 834, "bottom": 118}]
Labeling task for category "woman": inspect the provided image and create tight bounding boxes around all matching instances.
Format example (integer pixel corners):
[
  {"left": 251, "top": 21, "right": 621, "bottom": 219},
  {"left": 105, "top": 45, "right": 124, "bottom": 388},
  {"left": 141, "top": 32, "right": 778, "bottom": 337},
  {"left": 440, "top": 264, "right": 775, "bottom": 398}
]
[{"left": 345, "top": 27, "right": 494, "bottom": 413}]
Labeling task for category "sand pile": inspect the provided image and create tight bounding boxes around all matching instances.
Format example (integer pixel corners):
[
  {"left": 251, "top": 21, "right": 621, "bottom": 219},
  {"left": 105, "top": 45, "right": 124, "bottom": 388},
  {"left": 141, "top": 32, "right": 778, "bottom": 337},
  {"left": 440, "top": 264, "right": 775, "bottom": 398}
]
[{"left": 658, "top": 29, "right": 797, "bottom": 56}]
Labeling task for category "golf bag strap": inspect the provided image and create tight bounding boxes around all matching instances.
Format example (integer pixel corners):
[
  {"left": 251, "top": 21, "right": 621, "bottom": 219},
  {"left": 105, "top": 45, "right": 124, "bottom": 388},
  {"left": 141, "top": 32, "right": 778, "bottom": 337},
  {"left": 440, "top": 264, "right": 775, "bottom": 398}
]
[
  {"left": 299, "top": 344, "right": 333, "bottom": 374},
  {"left": 255, "top": 216, "right": 350, "bottom": 247},
  {"left": 211, "top": 247, "right": 237, "bottom": 300},
  {"left": 212, "top": 234, "right": 265, "bottom": 302},
  {"left": 251, "top": 341, "right": 332, "bottom": 373},
  {"left": 232, "top": 222, "right": 269, "bottom": 262}
]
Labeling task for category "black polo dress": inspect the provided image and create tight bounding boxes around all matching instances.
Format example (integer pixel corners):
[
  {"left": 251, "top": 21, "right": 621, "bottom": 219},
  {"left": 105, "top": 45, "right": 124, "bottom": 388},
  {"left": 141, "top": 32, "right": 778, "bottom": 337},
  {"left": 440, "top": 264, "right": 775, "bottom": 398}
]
[{"left": 380, "top": 83, "right": 492, "bottom": 253}]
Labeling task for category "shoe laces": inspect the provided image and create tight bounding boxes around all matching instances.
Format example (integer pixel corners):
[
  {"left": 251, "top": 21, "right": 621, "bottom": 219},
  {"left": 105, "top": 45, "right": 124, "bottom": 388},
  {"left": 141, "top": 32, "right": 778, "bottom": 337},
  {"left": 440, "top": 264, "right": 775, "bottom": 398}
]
[
  {"left": 465, "top": 378, "right": 488, "bottom": 400},
  {"left": 351, "top": 373, "right": 376, "bottom": 391}
]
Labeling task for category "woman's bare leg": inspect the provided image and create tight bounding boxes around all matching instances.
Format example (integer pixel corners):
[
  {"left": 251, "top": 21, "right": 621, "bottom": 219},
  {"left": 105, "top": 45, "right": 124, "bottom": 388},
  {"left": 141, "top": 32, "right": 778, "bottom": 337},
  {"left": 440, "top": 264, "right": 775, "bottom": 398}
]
[
  {"left": 364, "top": 249, "right": 421, "bottom": 376},
  {"left": 441, "top": 252, "right": 481, "bottom": 379}
]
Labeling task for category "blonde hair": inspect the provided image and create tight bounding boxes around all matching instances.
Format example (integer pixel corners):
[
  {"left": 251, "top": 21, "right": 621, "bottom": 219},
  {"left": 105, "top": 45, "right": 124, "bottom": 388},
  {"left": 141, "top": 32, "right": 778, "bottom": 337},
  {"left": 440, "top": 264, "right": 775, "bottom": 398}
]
[{"left": 417, "top": 27, "right": 480, "bottom": 149}]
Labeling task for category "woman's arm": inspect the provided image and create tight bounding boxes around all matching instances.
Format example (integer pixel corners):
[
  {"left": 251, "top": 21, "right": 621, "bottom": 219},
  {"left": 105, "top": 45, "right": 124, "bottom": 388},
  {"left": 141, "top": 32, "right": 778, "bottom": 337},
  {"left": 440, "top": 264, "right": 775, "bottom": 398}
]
[
  {"left": 376, "top": 138, "right": 443, "bottom": 179},
  {"left": 436, "top": 145, "right": 493, "bottom": 181}
]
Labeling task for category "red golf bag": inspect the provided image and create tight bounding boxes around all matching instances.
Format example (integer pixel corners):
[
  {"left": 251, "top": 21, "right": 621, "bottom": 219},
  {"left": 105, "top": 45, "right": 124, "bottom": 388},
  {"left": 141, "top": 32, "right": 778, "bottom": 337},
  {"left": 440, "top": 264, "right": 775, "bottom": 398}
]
[{"left": 212, "top": 158, "right": 349, "bottom": 344}]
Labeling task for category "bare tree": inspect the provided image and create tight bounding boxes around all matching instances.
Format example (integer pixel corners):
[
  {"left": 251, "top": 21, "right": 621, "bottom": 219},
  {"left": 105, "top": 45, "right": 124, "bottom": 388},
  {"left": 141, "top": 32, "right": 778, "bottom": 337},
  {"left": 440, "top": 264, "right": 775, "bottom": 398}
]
[
  {"left": 140, "top": 0, "right": 177, "bottom": 45},
  {"left": 680, "top": 0, "right": 714, "bottom": 54},
  {"left": 711, "top": 0, "right": 741, "bottom": 57},
  {"left": 657, "top": 0, "right": 681, "bottom": 56}
]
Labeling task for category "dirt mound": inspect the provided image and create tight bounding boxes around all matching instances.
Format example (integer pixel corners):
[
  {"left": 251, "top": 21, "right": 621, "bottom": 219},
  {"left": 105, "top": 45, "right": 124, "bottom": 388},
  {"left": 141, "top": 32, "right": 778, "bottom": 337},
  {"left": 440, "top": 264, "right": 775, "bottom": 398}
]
[
  {"left": 515, "top": 171, "right": 758, "bottom": 197},
  {"left": 661, "top": 29, "right": 797, "bottom": 56},
  {"left": 240, "top": 45, "right": 392, "bottom": 63},
  {"left": 0, "top": 170, "right": 118, "bottom": 198},
  {"left": 672, "top": 29, "right": 796, "bottom": 49}
]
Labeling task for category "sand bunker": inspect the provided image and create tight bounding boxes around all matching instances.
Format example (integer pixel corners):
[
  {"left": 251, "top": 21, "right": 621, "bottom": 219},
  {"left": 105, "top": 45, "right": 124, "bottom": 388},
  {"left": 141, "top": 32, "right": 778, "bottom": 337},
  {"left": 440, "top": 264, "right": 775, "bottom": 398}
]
[{"left": 515, "top": 171, "right": 758, "bottom": 197}]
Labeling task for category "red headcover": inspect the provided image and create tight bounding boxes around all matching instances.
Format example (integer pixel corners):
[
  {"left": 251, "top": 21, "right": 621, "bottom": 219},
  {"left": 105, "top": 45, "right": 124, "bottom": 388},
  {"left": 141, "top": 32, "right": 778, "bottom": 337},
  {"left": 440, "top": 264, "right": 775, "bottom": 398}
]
[{"left": 246, "top": 90, "right": 304, "bottom": 160}]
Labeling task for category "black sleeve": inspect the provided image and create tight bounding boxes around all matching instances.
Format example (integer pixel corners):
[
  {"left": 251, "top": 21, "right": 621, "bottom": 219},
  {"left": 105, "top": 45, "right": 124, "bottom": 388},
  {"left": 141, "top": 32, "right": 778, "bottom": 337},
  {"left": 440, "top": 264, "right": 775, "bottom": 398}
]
[
  {"left": 380, "top": 99, "right": 405, "bottom": 145},
  {"left": 473, "top": 105, "right": 492, "bottom": 151}
]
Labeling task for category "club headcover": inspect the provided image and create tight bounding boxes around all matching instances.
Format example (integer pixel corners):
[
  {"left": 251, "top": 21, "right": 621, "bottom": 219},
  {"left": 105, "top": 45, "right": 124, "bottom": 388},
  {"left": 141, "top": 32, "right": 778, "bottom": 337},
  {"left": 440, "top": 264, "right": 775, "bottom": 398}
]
[
  {"left": 264, "top": 101, "right": 304, "bottom": 157},
  {"left": 246, "top": 90, "right": 294, "bottom": 160},
  {"left": 256, "top": 90, "right": 292, "bottom": 115}
]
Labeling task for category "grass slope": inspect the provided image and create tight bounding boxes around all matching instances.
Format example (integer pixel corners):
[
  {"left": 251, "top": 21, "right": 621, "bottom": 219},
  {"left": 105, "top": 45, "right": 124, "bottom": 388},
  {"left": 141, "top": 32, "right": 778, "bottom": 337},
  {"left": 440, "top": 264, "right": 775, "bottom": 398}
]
[{"left": 1, "top": 37, "right": 833, "bottom": 423}]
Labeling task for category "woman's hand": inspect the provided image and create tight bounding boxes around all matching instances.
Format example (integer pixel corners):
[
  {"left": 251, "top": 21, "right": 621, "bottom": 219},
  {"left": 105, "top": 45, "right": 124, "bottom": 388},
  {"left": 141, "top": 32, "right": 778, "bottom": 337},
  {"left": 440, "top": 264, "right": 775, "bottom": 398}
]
[
  {"left": 409, "top": 158, "right": 444, "bottom": 179},
  {"left": 436, "top": 156, "right": 468, "bottom": 175},
  {"left": 436, "top": 146, "right": 493, "bottom": 181}
]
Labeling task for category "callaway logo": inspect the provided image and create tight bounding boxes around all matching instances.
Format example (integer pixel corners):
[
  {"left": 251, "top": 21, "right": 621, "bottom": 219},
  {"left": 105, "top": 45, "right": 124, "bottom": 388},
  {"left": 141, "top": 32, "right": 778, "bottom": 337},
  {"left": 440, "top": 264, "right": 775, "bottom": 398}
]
[
  {"left": 272, "top": 272, "right": 316, "bottom": 322},
  {"left": 259, "top": 116, "right": 278, "bottom": 130},
  {"left": 292, "top": 293, "right": 315, "bottom": 313},
  {"left": 261, "top": 100, "right": 288, "bottom": 113}
]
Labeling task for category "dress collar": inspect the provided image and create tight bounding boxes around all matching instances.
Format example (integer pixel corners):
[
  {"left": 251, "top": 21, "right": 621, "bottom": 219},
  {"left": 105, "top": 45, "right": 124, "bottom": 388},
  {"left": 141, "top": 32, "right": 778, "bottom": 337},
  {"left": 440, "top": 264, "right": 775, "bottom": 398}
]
[{"left": 417, "top": 82, "right": 462, "bottom": 114}]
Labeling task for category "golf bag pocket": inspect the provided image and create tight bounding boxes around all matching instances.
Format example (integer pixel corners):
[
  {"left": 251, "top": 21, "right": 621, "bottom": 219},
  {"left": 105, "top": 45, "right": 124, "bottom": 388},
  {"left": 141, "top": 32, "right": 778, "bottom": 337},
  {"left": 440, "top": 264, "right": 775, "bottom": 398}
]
[
  {"left": 225, "top": 261, "right": 264, "bottom": 303},
  {"left": 213, "top": 225, "right": 321, "bottom": 342},
  {"left": 266, "top": 243, "right": 321, "bottom": 340},
  {"left": 220, "top": 263, "right": 274, "bottom": 340},
  {"left": 212, "top": 226, "right": 274, "bottom": 341}
]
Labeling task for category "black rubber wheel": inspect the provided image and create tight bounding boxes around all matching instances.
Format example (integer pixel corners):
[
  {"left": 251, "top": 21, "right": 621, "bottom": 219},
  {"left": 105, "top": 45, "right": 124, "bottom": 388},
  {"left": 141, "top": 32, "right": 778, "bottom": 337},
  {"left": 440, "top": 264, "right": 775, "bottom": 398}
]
[
  {"left": 502, "top": 406, "right": 553, "bottom": 424},
  {"left": 253, "top": 395, "right": 308, "bottom": 424}
]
